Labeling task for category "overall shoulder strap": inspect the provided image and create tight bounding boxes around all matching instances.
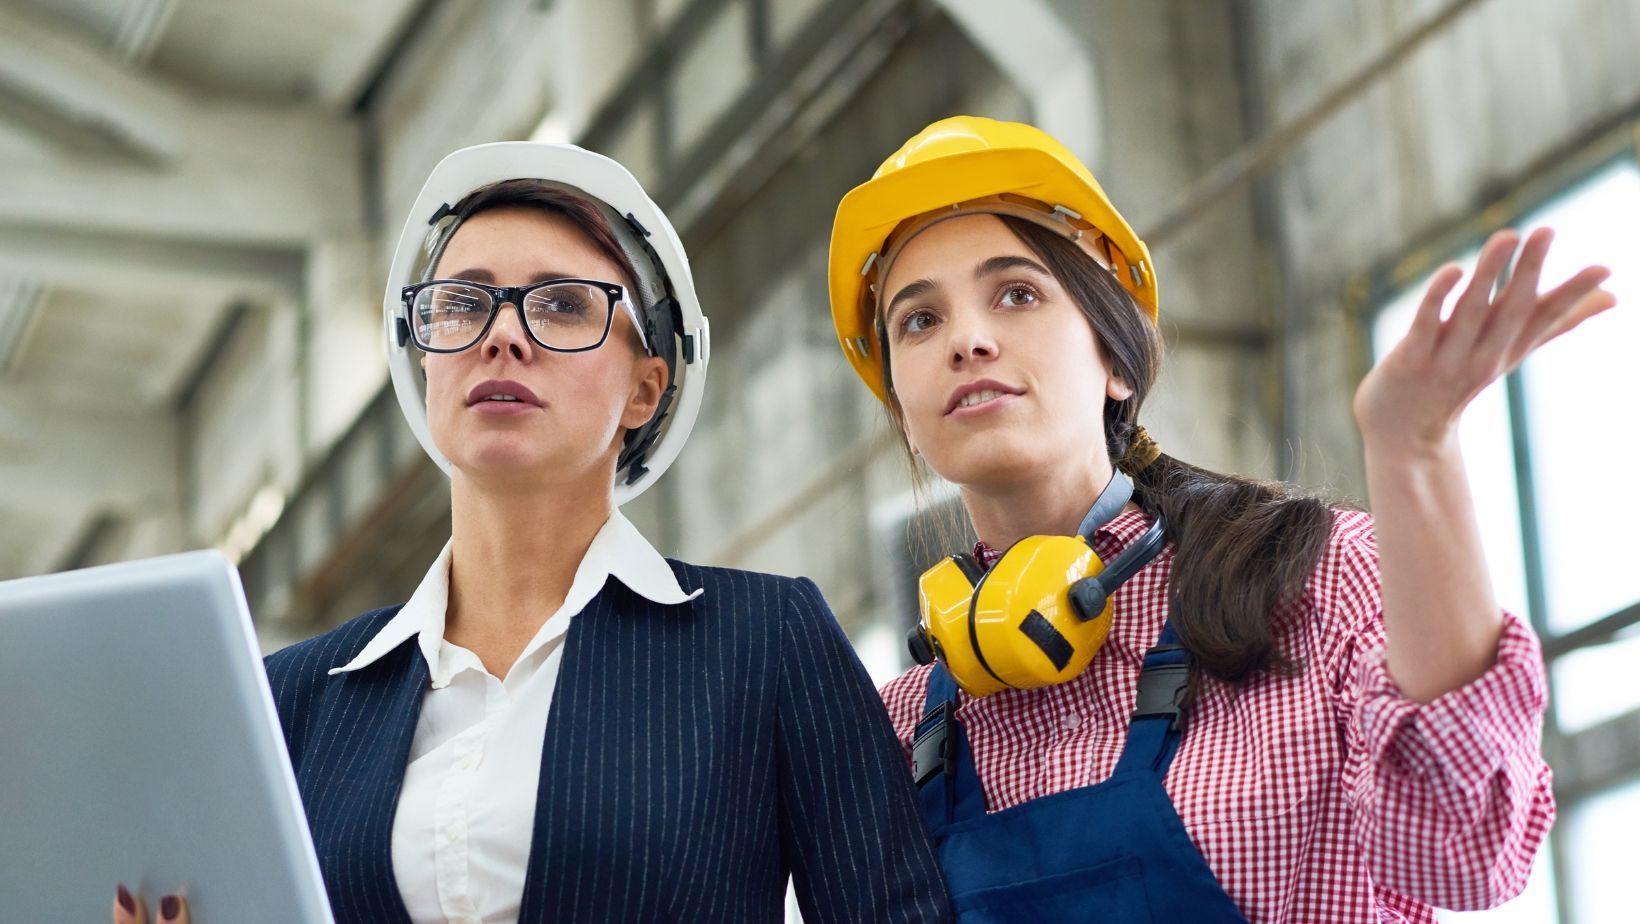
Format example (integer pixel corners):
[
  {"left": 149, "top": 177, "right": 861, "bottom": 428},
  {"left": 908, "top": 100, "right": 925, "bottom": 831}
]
[
  {"left": 1112, "top": 620, "right": 1192, "bottom": 777},
  {"left": 911, "top": 664, "right": 986, "bottom": 832}
]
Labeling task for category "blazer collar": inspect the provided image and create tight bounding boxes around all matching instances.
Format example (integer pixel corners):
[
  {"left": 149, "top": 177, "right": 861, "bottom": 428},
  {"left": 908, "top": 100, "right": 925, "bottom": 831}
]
[{"left": 327, "top": 509, "right": 702, "bottom": 683}]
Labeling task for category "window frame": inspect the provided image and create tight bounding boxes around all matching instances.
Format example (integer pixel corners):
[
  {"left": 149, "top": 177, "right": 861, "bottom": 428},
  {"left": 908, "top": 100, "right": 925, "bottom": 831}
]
[{"left": 1353, "top": 119, "right": 1640, "bottom": 924}]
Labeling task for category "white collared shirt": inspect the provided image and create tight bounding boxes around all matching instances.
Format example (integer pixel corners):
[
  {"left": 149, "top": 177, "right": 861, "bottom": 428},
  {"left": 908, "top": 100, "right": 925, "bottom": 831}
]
[{"left": 328, "top": 511, "right": 702, "bottom": 924}]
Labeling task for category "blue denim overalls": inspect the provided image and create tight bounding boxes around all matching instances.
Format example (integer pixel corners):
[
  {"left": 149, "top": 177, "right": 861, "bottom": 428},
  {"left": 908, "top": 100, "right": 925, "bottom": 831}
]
[{"left": 911, "top": 622, "right": 1248, "bottom": 922}]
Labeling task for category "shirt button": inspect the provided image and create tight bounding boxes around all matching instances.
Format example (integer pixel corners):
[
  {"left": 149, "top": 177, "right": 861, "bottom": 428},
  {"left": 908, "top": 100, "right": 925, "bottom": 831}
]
[
  {"left": 444, "top": 824, "right": 461, "bottom": 844},
  {"left": 1062, "top": 713, "right": 1082, "bottom": 729},
  {"left": 460, "top": 752, "right": 480, "bottom": 771}
]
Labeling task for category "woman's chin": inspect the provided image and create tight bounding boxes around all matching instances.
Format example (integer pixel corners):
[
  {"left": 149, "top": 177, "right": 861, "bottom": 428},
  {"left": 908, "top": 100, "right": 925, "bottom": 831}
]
[
  {"left": 449, "top": 438, "right": 561, "bottom": 484},
  {"left": 924, "top": 445, "right": 1050, "bottom": 493}
]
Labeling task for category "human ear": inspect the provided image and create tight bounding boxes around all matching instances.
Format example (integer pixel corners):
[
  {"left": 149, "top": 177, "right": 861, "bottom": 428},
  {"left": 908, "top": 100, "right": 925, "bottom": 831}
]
[
  {"left": 1106, "top": 375, "right": 1133, "bottom": 402},
  {"left": 621, "top": 354, "right": 669, "bottom": 429}
]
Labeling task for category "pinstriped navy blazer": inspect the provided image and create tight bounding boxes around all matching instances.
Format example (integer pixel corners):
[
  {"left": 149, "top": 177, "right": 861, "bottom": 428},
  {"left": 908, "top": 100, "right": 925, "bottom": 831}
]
[{"left": 264, "top": 561, "right": 951, "bottom": 923}]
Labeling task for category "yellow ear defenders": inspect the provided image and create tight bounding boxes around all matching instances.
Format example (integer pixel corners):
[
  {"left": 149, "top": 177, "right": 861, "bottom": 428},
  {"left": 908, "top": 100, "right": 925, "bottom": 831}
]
[{"left": 909, "top": 472, "right": 1168, "bottom": 697}]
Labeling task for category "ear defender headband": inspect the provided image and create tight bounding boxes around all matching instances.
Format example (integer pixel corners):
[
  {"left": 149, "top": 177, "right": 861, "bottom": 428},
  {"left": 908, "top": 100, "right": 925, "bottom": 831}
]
[{"left": 909, "top": 471, "right": 1168, "bottom": 697}]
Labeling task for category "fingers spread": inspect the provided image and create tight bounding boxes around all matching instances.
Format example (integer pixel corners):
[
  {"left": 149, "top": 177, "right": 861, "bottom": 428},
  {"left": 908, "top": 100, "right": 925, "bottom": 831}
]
[
  {"left": 1442, "top": 230, "right": 1520, "bottom": 353},
  {"left": 1499, "top": 227, "right": 1555, "bottom": 305},
  {"left": 1532, "top": 286, "right": 1618, "bottom": 350},
  {"left": 1474, "top": 228, "right": 1557, "bottom": 361},
  {"left": 1514, "top": 266, "right": 1612, "bottom": 349},
  {"left": 1539, "top": 265, "right": 1613, "bottom": 314},
  {"left": 1407, "top": 264, "right": 1464, "bottom": 352}
]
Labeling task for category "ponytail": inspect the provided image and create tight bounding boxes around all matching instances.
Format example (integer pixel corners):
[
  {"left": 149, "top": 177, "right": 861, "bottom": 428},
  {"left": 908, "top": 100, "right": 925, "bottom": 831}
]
[{"left": 1014, "top": 218, "right": 1336, "bottom": 687}]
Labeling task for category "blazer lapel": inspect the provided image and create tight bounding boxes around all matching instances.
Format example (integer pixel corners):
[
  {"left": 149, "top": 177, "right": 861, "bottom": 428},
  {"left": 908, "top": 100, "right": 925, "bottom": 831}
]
[
  {"left": 516, "top": 585, "right": 612, "bottom": 921},
  {"left": 307, "top": 638, "right": 427, "bottom": 924}
]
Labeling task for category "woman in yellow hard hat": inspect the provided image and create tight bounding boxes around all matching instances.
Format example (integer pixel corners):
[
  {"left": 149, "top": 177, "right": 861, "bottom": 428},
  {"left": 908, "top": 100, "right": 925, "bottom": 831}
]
[{"left": 829, "top": 116, "right": 1615, "bottom": 921}]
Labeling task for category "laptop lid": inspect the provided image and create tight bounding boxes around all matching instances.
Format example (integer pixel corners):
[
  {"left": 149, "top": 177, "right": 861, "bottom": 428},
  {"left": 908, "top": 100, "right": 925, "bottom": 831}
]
[{"left": 0, "top": 551, "right": 334, "bottom": 923}]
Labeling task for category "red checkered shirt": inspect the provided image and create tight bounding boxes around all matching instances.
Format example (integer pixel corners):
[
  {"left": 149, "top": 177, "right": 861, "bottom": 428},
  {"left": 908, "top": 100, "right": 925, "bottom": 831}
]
[{"left": 880, "top": 508, "right": 1555, "bottom": 922}]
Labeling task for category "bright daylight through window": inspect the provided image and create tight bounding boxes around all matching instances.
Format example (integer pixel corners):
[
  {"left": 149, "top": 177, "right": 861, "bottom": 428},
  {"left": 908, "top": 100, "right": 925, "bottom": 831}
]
[{"left": 1374, "top": 156, "right": 1640, "bottom": 924}]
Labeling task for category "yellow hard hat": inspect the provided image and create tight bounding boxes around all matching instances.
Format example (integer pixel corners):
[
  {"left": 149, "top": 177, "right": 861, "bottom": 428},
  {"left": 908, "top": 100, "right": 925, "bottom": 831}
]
[{"left": 827, "top": 116, "right": 1159, "bottom": 403}]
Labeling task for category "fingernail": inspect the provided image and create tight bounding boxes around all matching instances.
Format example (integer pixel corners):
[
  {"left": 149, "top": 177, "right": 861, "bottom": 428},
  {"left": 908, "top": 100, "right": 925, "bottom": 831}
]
[
  {"left": 117, "top": 884, "right": 135, "bottom": 914},
  {"left": 160, "top": 894, "right": 180, "bottom": 921}
]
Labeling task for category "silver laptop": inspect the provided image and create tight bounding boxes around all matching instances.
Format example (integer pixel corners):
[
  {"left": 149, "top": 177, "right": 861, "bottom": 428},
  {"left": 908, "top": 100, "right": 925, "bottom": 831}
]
[{"left": 0, "top": 551, "right": 334, "bottom": 924}]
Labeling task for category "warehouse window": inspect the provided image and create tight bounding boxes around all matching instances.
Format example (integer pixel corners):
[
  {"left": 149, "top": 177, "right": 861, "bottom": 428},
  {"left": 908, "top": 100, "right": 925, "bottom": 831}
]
[{"left": 1372, "top": 152, "right": 1640, "bottom": 924}]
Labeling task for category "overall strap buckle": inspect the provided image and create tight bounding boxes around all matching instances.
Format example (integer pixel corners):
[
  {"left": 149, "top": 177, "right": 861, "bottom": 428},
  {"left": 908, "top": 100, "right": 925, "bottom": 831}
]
[
  {"left": 911, "top": 700, "right": 957, "bottom": 787},
  {"left": 1131, "top": 643, "right": 1191, "bottom": 732}
]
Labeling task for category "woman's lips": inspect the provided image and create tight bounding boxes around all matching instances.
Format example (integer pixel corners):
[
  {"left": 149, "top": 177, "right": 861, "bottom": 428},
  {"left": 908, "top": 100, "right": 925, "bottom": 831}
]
[
  {"left": 466, "top": 379, "right": 541, "bottom": 412},
  {"left": 945, "top": 391, "right": 1020, "bottom": 419},
  {"left": 944, "top": 379, "right": 1024, "bottom": 417},
  {"left": 465, "top": 379, "right": 541, "bottom": 405},
  {"left": 469, "top": 397, "right": 539, "bottom": 416}
]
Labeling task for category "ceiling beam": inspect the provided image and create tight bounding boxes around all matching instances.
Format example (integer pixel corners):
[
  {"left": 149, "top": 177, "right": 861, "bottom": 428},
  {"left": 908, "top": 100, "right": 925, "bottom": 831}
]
[
  {"left": 0, "top": 4, "right": 189, "bottom": 164},
  {"left": 934, "top": 0, "right": 1101, "bottom": 170},
  {"left": 0, "top": 103, "right": 363, "bottom": 247},
  {"left": 0, "top": 222, "right": 305, "bottom": 303},
  {"left": 0, "top": 6, "right": 364, "bottom": 249},
  {"left": 309, "top": 0, "right": 433, "bottom": 110}
]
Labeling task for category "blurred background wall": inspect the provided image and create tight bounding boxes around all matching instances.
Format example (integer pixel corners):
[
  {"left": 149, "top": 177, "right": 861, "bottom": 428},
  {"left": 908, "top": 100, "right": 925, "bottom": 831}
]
[{"left": 2, "top": 0, "right": 1637, "bottom": 919}]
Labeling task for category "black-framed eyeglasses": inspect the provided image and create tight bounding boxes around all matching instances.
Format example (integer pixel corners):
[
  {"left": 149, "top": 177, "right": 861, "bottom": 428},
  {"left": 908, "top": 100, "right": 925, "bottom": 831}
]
[{"left": 400, "top": 278, "right": 650, "bottom": 354}]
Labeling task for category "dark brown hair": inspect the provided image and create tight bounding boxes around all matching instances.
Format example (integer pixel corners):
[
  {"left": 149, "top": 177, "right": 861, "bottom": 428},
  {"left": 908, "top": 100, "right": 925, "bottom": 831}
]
[
  {"left": 879, "top": 216, "right": 1336, "bottom": 688},
  {"left": 435, "top": 179, "right": 644, "bottom": 313}
]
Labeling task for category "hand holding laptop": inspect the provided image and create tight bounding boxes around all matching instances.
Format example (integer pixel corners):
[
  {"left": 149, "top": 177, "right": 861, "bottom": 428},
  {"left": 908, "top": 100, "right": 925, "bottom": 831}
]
[
  {"left": 0, "top": 552, "right": 335, "bottom": 924},
  {"left": 114, "top": 884, "right": 191, "bottom": 924}
]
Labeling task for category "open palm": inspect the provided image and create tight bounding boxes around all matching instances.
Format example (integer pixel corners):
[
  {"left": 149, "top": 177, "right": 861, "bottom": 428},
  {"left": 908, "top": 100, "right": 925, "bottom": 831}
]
[{"left": 1353, "top": 227, "right": 1617, "bottom": 453}]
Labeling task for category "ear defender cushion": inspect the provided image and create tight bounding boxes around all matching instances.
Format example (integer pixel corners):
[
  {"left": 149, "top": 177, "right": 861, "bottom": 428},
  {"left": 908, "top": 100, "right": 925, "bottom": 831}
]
[
  {"left": 913, "top": 505, "right": 1167, "bottom": 697},
  {"left": 918, "top": 554, "right": 1003, "bottom": 695},
  {"left": 906, "top": 626, "right": 936, "bottom": 666},
  {"left": 969, "top": 536, "right": 1112, "bottom": 692}
]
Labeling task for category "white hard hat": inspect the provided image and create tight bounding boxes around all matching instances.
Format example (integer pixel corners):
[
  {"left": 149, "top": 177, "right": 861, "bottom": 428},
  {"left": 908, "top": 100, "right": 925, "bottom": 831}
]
[{"left": 383, "top": 142, "right": 711, "bottom": 505}]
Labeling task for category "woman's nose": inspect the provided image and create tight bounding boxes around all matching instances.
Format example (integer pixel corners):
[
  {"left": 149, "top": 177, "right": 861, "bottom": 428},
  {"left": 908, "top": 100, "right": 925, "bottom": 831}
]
[
  {"left": 947, "top": 312, "right": 998, "bottom": 367},
  {"left": 480, "top": 302, "right": 533, "bottom": 361}
]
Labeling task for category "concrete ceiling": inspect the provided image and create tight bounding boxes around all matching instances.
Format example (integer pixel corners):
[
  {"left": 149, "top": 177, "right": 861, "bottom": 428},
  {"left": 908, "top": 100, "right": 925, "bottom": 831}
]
[
  {"left": 8, "top": 0, "right": 419, "bottom": 107},
  {"left": 0, "top": 0, "right": 421, "bottom": 579}
]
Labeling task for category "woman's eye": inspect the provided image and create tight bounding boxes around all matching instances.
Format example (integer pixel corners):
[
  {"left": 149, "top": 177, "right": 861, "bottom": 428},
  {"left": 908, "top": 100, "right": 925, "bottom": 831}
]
[
  {"left": 998, "top": 284, "right": 1039, "bottom": 308},
  {"left": 527, "top": 292, "right": 590, "bottom": 316},
  {"left": 900, "top": 309, "right": 937, "bottom": 334}
]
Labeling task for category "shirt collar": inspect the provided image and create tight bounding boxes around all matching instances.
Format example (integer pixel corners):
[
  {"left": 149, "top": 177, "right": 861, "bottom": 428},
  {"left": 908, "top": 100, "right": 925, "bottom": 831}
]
[
  {"left": 593, "top": 509, "right": 702, "bottom": 608},
  {"left": 327, "top": 509, "right": 701, "bottom": 679}
]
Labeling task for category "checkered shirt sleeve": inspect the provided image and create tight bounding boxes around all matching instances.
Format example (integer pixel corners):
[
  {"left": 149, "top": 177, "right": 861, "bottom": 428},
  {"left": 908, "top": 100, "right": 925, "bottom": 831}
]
[{"left": 1324, "top": 513, "right": 1555, "bottom": 912}]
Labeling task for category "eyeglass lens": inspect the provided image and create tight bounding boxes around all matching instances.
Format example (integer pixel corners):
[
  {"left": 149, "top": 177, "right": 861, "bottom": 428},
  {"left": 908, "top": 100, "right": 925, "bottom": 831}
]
[{"left": 412, "top": 281, "right": 612, "bottom": 351}]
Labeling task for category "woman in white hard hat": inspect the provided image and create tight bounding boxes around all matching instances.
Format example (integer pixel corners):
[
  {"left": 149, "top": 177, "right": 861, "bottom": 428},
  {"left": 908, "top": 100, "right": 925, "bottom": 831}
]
[
  {"left": 827, "top": 116, "right": 1614, "bottom": 921},
  {"left": 116, "top": 143, "right": 950, "bottom": 924}
]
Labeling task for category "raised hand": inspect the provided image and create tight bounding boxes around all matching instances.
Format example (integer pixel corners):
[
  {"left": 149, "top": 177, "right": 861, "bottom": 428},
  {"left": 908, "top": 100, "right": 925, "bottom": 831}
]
[{"left": 1352, "top": 227, "right": 1616, "bottom": 454}]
